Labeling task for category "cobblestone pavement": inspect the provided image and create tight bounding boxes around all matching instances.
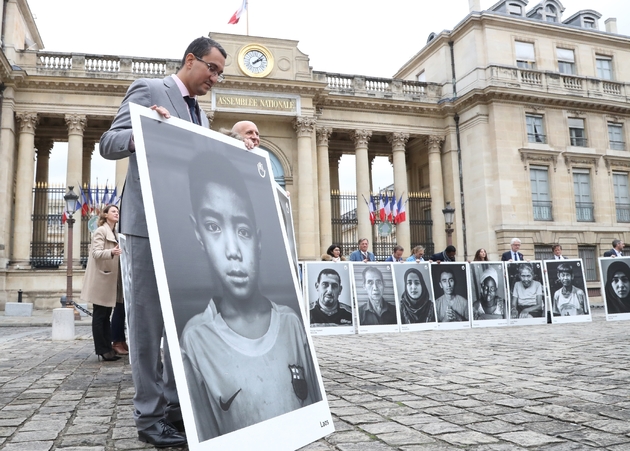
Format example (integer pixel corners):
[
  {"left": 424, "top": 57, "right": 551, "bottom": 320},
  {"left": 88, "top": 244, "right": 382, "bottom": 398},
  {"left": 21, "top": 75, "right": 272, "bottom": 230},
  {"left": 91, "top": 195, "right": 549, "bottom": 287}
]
[{"left": 1, "top": 309, "right": 629, "bottom": 450}]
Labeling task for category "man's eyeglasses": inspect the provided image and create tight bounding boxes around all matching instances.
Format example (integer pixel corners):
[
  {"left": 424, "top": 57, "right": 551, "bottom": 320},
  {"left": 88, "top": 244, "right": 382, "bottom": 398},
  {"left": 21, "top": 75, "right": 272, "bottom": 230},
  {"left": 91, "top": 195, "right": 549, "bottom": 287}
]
[{"left": 194, "top": 55, "right": 224, "bottom": 82}]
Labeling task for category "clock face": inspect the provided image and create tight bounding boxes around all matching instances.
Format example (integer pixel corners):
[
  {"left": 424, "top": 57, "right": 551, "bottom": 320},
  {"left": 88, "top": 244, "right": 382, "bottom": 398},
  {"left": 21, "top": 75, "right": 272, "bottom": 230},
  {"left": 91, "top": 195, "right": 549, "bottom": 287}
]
[
  {"left": 238, "top": 44, "right": 274, "bottom": 78},
  {"left": 243, "top": 50, "right": 268, "bottom": 74}
]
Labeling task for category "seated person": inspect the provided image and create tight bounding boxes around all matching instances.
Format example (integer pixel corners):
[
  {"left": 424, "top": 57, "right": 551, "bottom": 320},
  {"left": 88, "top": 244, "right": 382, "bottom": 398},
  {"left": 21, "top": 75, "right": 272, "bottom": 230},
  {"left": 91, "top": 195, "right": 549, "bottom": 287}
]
[{"left": 510, "top": 263, "right": 543, "bottom": 318}]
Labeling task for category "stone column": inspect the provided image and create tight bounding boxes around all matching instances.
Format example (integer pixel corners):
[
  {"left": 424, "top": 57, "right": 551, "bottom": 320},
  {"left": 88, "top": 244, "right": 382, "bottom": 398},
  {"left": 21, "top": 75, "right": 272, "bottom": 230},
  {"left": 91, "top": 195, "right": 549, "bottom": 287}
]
[
  {"left": 329, "top": 152, "right": 341, "bottom": 192},
  {"left": 351, "top": 129, "right": 372, "bottom": 250},
  {"left": 293, "top": 116, "right": 317, "bottom": 260},
  {"left": 32, "top": 139, "right": 54, "bottom": 255},
  {"left": 65, "top": 114, "right": 87, "bottom": 266},
  {"left": 0, "top": 86, "right": 16, "bottom": 267},
  {"left": 82, "top": 141, "right": 95, "bottom": 187},
  {"left": 427, "top": 135, "right": 446, "bottom": 252},
  {"left": 317, "top": 127, "right": 333, "bottom": 253},
  {"left": 12, "top": 112, "right": 39, "bottom": 267},
  {"left": 389, "top": 132, "right": 410, "bottom": 253}
]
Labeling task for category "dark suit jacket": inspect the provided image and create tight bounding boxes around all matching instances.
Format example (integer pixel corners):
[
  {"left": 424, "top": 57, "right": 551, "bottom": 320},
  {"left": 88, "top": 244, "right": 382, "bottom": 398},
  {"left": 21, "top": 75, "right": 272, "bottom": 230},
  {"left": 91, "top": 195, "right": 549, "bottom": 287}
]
[
  {"left": 100, "top": 76, "right": 210, "bottom": 237},
  {"left": 501, "top": 251, "right": 524, "bottom": 261},
  {"left": 603, "top": 249, "right": 619, "bottom": 257}
]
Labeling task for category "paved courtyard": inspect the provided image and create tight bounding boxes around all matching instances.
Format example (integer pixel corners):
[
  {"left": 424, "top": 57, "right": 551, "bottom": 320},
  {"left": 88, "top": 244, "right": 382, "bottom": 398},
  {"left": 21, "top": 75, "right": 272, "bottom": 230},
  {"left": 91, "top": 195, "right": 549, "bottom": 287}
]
[{"left": 1, "top": 308, "right": 629, "bottom": 450}]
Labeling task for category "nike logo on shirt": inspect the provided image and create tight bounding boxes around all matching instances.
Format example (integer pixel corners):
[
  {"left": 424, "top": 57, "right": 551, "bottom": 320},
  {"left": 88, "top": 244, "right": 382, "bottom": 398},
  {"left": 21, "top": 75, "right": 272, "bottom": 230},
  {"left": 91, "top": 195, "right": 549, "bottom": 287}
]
[{"left": 219, "top": 389, "right": 241, "bottom": 411}]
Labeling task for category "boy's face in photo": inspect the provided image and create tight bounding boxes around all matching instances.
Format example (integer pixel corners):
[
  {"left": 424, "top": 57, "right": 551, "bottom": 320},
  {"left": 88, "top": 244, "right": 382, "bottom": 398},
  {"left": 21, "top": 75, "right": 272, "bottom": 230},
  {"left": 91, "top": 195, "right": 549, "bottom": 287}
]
[
  {"left": 439, "top": 271, "right": 455, "bottom": 295},
  {"left": 192, "top": 181, "right": 261, "bottom": 301},
  {"left": 558, "top": 270, "right": 573, "bottom": 288}
]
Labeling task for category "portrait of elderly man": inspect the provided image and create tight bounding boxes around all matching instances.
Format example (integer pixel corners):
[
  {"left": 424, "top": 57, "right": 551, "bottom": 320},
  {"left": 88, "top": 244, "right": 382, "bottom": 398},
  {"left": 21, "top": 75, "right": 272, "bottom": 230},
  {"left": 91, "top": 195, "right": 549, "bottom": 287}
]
[
  {"left": 358, "top": 266, "right": 397, "bottom": 325},
  {"left": 472, "top": 266, "right": 507, "bottom": 320},
  {"left": 309, "top": 268, "right": 352, "bottom": 326}
]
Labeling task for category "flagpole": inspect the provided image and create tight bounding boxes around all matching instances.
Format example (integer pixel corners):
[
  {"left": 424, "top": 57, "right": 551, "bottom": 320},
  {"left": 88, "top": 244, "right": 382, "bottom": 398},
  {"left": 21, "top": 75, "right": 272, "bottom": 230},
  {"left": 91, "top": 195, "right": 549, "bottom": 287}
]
[{"left": 246, "top": 0, "right": 249, "bottom": 36}]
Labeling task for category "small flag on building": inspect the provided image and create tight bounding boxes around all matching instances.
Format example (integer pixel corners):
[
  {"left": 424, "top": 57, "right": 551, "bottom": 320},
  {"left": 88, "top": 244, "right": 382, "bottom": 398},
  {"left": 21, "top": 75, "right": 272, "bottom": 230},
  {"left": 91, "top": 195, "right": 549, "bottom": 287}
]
[{"left": 228, "top": 0, "right": 247, "bottom": 24}]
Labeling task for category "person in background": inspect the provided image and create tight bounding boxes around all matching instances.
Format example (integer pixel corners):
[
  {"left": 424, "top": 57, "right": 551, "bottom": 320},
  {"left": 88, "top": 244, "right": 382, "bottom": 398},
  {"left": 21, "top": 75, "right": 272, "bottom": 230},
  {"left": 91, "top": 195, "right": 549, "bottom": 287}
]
[
  {"left": 322, "top": 244, "right": 345, "bottom": 262},
  {"left": 473, "top": 248, "right": 489, "bottom": 261},
  {"left": 406, "top": 245, "right": 425, "bottom": 262},
  {"left": 551, "top": 244, "right": 566, "bottom": 260},
  {"left": 501, "top": 238, "right": 524, "bottom": 262},
  {"left": 349, "top": 238, "right": 376, "bottom": 262},
  {"left": 430, "top": 245, "right": 456, "bottom": 262},
  {"left": 80, "top": 205, "right": 123, "bottom": 362},
  {"left": 604, "top": 239, "right": 625, "bottom": 258},
  {"left": 385, "top": 245, "right": 404, "bottom": 262}
]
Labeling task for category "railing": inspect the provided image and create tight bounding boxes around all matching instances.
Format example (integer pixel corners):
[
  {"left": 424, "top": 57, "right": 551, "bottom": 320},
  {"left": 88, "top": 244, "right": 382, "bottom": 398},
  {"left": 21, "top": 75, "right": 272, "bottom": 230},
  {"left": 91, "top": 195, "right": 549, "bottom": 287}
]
[
  {"left": 39, "top": 54, "right": 72, "bottom": 70},
  {"left": 320, "top": 72, "right": 438, "bottom": 100},
  {"left": 326, "top": 75, "right": 354, "bottom": 91},
  {"left": 575, "top": 202, "right": 594, "bottom": 222},
  {"left": 132, "top": 60, "right": 167, "bottom": 76},
  {"left": 527, "top": 133, "right": 547, "bottom": 144},
  {"left": 520, "top": 70, "right": 542, "bottom": 85},
  {"left": 562, "top": 75, "right": 583, "bottom": 90},
  {"left": 609, "top": 140, "right": 626, "bottom": 151},
  {"left": 603, "top": 81, "right": 622, "bottom": 95},
  {"left": 570, "top": 136, "right": 588, "bottom": 147},
  {"left": 532, "top": 200, "right": 553, "bottom": 221},
  {"left": 616, "top": 204, "right": 630, "bottom": 223},
  {"left": 85, "top": 57, "right": 120, "bottom": 72}
]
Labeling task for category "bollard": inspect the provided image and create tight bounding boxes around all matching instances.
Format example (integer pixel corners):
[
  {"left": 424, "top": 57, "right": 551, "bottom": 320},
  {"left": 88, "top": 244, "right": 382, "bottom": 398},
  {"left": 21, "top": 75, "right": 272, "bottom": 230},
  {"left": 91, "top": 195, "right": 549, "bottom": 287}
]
[
  {"left": 17, "top": 289, "right": 22, "bottom": 303},
  {"left": 52, "top": 308, "right": 75, "bottom": 340}
]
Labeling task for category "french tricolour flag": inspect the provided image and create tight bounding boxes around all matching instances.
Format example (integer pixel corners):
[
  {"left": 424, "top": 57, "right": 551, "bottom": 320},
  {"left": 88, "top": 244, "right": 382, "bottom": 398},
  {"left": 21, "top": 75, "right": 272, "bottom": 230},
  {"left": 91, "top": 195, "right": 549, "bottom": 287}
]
[{"left": 228, "top": 0, "right": 247, "bottom": 24}]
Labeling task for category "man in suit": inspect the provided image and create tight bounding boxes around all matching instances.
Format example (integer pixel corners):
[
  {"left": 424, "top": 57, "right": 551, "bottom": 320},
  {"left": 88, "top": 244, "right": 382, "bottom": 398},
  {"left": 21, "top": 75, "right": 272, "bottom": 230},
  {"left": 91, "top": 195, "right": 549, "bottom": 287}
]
[
  {"left": 384, "top": 245, "right": 404, "bottom": 262},
  {"left": 501, "top": 238, "right": 524, "bottom": 262},
  {"left": 349, "top": 238, "right": 376, "bottom": 262},
  {"left": 604, "top": 239, "right": 625, "bottom": 257},
  {"left": 551, "top": 244, "right": 567, "bottom": 260},
  {"left": 100, "top": 36, "right": 227, "bottom": 448}
]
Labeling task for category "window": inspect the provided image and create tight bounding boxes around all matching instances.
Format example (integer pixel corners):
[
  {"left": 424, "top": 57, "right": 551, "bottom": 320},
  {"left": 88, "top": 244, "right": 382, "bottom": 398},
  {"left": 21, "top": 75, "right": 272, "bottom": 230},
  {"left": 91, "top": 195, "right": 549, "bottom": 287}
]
[
  {"left": 530, "top": 166, "right": 552, "bottom": 220},
  {"left": 557, "top": 48, "right": 576, "bottom": 75},
  {"left": 526, "top": 114, "right": 546, "bottom": 143},
  {"left": 534, "top": 245, "right": 554, "bottom": 261},
  {"left": 515, "top": 41, "right": 536, "bottom": 69},
  {"left": 416, "top": 71, "right": 426, "bottom": 82},
  {"left": 545, "top": 4, "right": 557, "bottom": 22},
  {"left": 596, "top": 56, "right": 613, "bottom": 80},
  {"left": 569, "top": 118, "right": 587, "bottom": 147},
  {"left": 613, "top": 172, "right": 630, "bottom": 223},
  {"left": 578, "top": 246, "right": 597, "bottom": 281},
  {"left": 583, "top": 17, "right": 596, "bottom": 28},
  {"left": 608, "top": 123, "right": 625, "bottom": 150},
  {"left": 573, "top": 170, "right": 594, "bottom": 221},
  {"left": 507, "top": 3, "right": 522, "bottom": 15}
]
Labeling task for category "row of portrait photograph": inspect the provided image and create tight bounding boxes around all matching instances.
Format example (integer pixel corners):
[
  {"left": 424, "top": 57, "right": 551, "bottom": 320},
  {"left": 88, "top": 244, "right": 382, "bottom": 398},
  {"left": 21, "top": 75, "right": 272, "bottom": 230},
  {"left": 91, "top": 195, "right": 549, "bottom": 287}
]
[{"left": 299, "top": 257, "right": 630, "bottom": 335}]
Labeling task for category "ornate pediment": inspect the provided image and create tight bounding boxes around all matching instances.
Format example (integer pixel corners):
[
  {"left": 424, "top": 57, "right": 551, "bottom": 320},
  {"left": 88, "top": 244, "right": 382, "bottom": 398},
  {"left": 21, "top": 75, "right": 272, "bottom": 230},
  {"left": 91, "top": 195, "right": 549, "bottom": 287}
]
[
  {"left": 603, "top": 155, "right": 630, "bottom": 175},
  {"left": 562, "top": 151, "right": 601, "bottom": 174},
  {"left": 518, "top": 148, "right": 562, "bottom": 171}
]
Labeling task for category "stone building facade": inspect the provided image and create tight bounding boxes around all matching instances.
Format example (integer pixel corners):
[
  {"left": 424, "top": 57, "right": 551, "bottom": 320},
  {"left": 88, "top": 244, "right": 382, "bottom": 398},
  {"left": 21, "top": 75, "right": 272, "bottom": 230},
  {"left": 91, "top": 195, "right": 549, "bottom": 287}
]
[{"left": 0, "top": 0, "right": 628, "bottom": 308}]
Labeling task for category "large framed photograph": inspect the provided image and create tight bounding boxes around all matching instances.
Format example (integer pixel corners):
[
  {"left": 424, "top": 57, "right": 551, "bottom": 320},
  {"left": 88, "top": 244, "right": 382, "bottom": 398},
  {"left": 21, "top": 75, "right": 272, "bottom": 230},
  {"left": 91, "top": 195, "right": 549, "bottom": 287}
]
[
  {"left": 469, "top": 262, "right": 509, "bottom": 328},
  {"left": 506, "top": 261, "right": 547, "bottom": 325},
  {"left": 130, "top": 105, "right": 332, "bottom": 450},
  {"left": 599, "top": 257, "right": 630, "bottom": 321},
  {"left": 544, "top": 259, "right": 591, "bottom": 323},
  {"left": 391, "top": 262, "right": 437, "bottom": 332},
  {"left": 305, "top": 261, "right": 355, "bottom": 335},
  {"left": 351, "top": 262, "right": 400, "bottom": 334},
  {"left": 430, "top": 262, "right": 471, "bottom": 330}
]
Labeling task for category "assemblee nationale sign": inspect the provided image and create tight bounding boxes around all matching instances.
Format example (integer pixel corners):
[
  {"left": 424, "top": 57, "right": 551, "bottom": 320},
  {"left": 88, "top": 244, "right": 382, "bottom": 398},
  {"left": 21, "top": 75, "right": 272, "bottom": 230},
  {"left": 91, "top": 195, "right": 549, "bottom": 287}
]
[{"left": 214, "top": 92, "right": 299, "bottom": 114}]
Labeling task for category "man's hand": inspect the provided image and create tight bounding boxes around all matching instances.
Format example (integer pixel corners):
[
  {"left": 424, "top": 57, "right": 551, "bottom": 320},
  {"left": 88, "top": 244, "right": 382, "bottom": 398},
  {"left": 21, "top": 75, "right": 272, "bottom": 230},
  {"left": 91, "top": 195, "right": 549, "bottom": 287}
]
[
  {"left": 243, "top": 137, "right": 256, "bottom": 150},
  {"left": 150, "top": 105, "right": 171, "bottom": 119}
]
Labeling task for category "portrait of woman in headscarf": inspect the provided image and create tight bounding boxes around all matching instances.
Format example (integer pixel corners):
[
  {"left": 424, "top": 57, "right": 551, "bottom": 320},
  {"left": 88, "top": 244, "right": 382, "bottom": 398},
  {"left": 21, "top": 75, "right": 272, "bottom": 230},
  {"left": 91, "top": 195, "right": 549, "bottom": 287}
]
[
  {"left": 400, "top": 267, "right": 435, "bottom": 323},
  {"left": 604, "top": 260, "right": 630, "bottom": 314}
]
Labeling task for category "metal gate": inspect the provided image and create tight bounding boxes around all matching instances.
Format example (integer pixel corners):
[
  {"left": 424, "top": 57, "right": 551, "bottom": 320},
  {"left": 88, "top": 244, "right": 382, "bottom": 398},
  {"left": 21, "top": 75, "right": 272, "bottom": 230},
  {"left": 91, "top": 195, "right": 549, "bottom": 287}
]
[{"left": 330, "top": 190, "right": 433, "bottom": 261}]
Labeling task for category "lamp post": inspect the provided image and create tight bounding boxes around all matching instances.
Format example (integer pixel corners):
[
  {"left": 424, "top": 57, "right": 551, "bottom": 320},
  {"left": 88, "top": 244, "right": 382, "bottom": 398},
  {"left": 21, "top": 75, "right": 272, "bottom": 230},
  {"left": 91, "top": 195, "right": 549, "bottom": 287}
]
[
  {"left": 442, "top": 201, "right": 456, "bottom": 247},
  {"left": 64, "top": 186, "right": 81, "bottom": 321}
]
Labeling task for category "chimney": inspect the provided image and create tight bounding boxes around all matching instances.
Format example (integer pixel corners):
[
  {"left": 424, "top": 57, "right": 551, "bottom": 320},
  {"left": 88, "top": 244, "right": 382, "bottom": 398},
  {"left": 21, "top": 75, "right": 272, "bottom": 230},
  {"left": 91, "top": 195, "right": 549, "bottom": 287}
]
[
  {"left": 469, "top": 0, "right": 481, "bottom": 12},
  {"left": 605, "top": 18, "right": 618, "bottom": 34}
]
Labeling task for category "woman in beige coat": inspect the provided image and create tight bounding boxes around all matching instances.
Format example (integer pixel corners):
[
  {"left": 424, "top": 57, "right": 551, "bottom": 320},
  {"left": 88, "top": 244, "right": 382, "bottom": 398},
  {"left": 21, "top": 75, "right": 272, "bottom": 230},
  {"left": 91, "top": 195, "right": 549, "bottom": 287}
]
[{"left": 81, "top": 205, "right": 123, "bottom": 361}]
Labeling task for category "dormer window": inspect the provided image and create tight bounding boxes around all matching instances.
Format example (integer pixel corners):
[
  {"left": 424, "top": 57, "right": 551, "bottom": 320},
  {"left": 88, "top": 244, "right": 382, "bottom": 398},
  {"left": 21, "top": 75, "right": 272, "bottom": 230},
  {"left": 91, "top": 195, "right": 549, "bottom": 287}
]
[
  {"left": 545, "top": 4, "right": 558, "bottom": 22},
  {"left": 583, "top": 17, "right": 596, "bottom": 28},
  {"left": 507, "top": 3, "right": 522, "bottom": 16}
]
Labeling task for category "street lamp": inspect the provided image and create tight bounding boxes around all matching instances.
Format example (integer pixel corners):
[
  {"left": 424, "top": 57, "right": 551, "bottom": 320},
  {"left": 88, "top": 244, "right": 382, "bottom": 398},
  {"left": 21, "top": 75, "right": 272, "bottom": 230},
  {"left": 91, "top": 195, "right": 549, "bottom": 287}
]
[
  {"left": 442, "top": 201, "right": 456, "bottom": 247},
  {"left": 64, "top": 186, "right": 81, "bottom": 321}
]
